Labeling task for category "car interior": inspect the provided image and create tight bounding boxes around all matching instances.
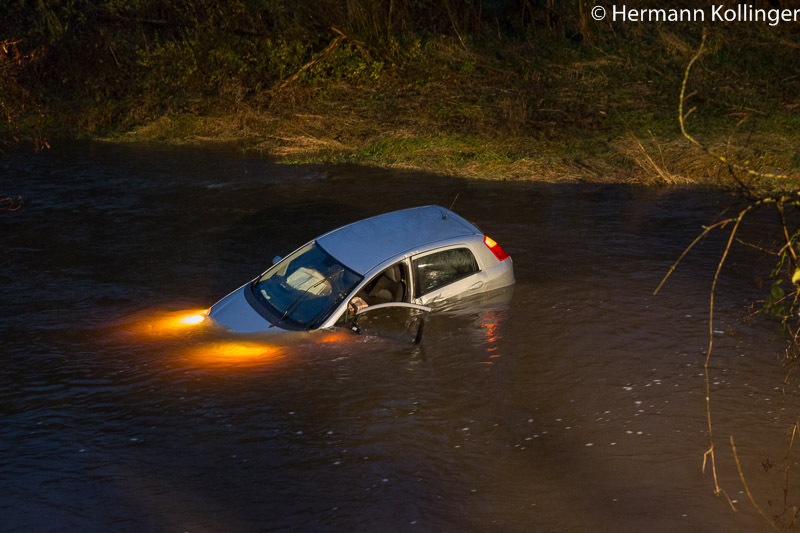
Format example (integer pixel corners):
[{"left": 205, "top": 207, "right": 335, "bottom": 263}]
[{"left": 357, "top": 263, "right": 408, "bottom": 305}]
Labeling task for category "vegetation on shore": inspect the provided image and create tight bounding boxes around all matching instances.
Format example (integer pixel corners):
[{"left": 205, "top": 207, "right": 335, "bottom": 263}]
[{"left": 2, "top": 1, "right": 800, "bottom": 185}]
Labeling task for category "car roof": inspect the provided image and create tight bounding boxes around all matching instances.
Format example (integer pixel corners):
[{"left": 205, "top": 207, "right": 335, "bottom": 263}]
[{"left": 316, "top": 205, "right": 480, "bottom": 275}]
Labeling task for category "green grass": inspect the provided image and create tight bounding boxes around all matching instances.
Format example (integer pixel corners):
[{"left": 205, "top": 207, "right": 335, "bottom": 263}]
[{"left": 9, "top": 22, "right": 800, "bottom": 186}]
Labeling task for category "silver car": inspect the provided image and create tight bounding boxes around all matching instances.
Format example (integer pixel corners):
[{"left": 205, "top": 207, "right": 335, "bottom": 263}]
[{"left": 208, "top": 205, "right": 514, "bottom": 335}]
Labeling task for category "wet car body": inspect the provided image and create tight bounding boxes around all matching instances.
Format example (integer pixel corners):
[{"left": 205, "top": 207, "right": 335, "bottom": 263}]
[{"left": 208, "top": 205, "right": 514, "bottom": 334}]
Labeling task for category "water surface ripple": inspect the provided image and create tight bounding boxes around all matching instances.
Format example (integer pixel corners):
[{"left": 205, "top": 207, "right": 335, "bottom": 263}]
[{"left": 1, "top": 142, "right": 792, "bottom": 531}]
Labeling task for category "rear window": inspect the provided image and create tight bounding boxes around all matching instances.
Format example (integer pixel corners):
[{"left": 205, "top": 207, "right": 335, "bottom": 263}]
[{"left": 412, "top": 248, "right": 479, "bottom": 297}]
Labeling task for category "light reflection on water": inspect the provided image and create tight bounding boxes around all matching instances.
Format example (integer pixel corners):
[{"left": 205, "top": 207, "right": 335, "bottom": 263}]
[{"left": 0, "top": 142, "right": 794, "bottom": 531}]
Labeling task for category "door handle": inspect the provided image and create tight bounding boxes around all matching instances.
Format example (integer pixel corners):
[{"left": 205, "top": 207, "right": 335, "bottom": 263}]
[{"left": 469, "top": 281, "right": 484, "bottom": 290}]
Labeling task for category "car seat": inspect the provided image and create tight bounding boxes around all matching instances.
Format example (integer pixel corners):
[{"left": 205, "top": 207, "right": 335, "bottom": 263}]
[{"left": 367, "top": 265, "right": 405, "bottom": 303}]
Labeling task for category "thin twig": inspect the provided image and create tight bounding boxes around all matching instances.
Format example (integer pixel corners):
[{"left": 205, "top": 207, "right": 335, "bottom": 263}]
[
  {"left": 735, "top": 238, "right": 779, "bottom": 256},
  {"left": 731, "top": 436, "right": 780, "bottom": 531},
  {"left": 632, "top": 135, "right": 677, "bottom": 183},
  {"left": 707, "top": 206, "right": 753, "bottom": 367},
  {"left": 445, "top": 2, "right": 468, "bottom": 51},
  {"left": 702, "top": 205, "right": 753, "bottom": 497},
  {"left": 679, "top": 32, "right": 793, "bottom": 192},
  {"left": 0, "top": 195, "right": 23, "bottom": 211},
  {"left": 654, "top": 218, "right": 732, "bottom": 296},
  {"left": 777, "top": 200, "right": 798, "bottom": 269},
  {"left": 702, "top": 444, "right": 737, "bottom": 510},
  {"left": 784, "top": 418, "right": 799, "bottom": 510},
  {"left": 276, "top": 27, "right": 347, "bottom": 90}
]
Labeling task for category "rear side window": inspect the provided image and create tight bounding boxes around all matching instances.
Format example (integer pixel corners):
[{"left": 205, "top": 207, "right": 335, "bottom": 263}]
[{"left": 412, "top": 248, "right": 479, "bottom": 297}]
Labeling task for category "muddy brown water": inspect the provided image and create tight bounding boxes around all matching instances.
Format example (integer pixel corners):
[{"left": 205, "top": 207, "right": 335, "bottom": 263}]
[{"left": 2, "top": 142, "right": 797, "bottom": 531}]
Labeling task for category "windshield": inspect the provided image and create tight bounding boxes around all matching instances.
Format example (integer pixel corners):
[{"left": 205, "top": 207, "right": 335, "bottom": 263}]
[{"left": 252, "top": 242, "right": 362, "bottom": 329}]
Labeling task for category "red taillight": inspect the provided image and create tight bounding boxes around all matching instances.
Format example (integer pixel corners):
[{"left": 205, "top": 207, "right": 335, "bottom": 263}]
[{"left": 484, "top": 235, "right": 509, "bottom": 261}]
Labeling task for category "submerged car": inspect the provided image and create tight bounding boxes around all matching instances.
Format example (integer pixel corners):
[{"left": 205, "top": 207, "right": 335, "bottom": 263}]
[{"left": 208, "top": 205, "right": 514, "bottom": 335}]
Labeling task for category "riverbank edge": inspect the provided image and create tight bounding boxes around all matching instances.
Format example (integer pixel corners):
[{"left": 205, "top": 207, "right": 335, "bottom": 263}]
[
  {"left": 10, "top": 29, "right": 799, "bottom": 188},
  {"left": 86, "top": 109, "right": 797, "bottom": 187}
]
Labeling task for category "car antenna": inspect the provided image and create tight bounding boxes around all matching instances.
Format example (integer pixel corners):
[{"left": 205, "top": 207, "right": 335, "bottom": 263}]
[{"left": 443, "top": 194, "right": 459, "bottom": 219}]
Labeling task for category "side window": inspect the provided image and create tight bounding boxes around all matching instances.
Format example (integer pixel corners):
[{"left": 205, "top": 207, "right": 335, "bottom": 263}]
[{"left": 412, "top": 248, "right": 479, "bottom": 298}]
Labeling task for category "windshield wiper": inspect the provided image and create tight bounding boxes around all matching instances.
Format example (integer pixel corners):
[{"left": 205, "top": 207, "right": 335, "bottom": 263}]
[
  {"left": 305, "top": 288, "right": 351, "bottom": 330},
  {"left": 272, "top": 269, "right": 344, "bottom": 328}
]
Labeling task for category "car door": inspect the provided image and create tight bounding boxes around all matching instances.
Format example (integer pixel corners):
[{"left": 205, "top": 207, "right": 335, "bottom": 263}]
[{"left": 411, "top": 246, "right": 486, "bottom": 306}]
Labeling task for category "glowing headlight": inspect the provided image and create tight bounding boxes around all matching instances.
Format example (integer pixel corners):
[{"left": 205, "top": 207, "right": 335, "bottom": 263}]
[
  {"left": 178, "top": 313, "right": 206, "bottom": 325},
  {"left": 128, "top": 308, "right": 210, "bottom": 337}
]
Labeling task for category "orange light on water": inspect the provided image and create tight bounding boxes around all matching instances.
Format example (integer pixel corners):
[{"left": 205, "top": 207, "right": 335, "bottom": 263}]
[
  {"left": 481, "top": 319, "right": 500, "bottom": 344},
  {"left": 215, "top": 342, "right": 272, "bottom": 358},
  {"left": 187, "top": 341, "right": 284, "bottom": 366},
  {"left": 481, "top": 313, "right": 502, "bottom": 365},
  {"left": 318, "top": 331, "right": 352, "bottom": 344}
]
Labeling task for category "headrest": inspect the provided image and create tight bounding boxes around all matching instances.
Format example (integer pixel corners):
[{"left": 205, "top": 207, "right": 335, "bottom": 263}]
[{"left": 385, "top": 265, "right": 401, "bottom": 282}]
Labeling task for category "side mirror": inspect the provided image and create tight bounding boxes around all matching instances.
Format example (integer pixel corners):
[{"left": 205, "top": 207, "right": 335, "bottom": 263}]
[{"left": 272, "top": 255, "right": 282, "bottom": 265}]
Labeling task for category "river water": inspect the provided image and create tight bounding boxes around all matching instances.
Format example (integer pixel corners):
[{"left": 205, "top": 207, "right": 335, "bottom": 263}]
[{"left": 2, "top": 142, "right": 798, "bottom": 531}]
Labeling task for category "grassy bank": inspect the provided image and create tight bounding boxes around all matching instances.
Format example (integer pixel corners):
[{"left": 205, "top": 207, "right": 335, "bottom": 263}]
[
  {"left": 4, "top": 2, "right": 800, "bottom": 185},
  {"left": 116, "top": 31, "right": 800, "bottom": 185}
]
